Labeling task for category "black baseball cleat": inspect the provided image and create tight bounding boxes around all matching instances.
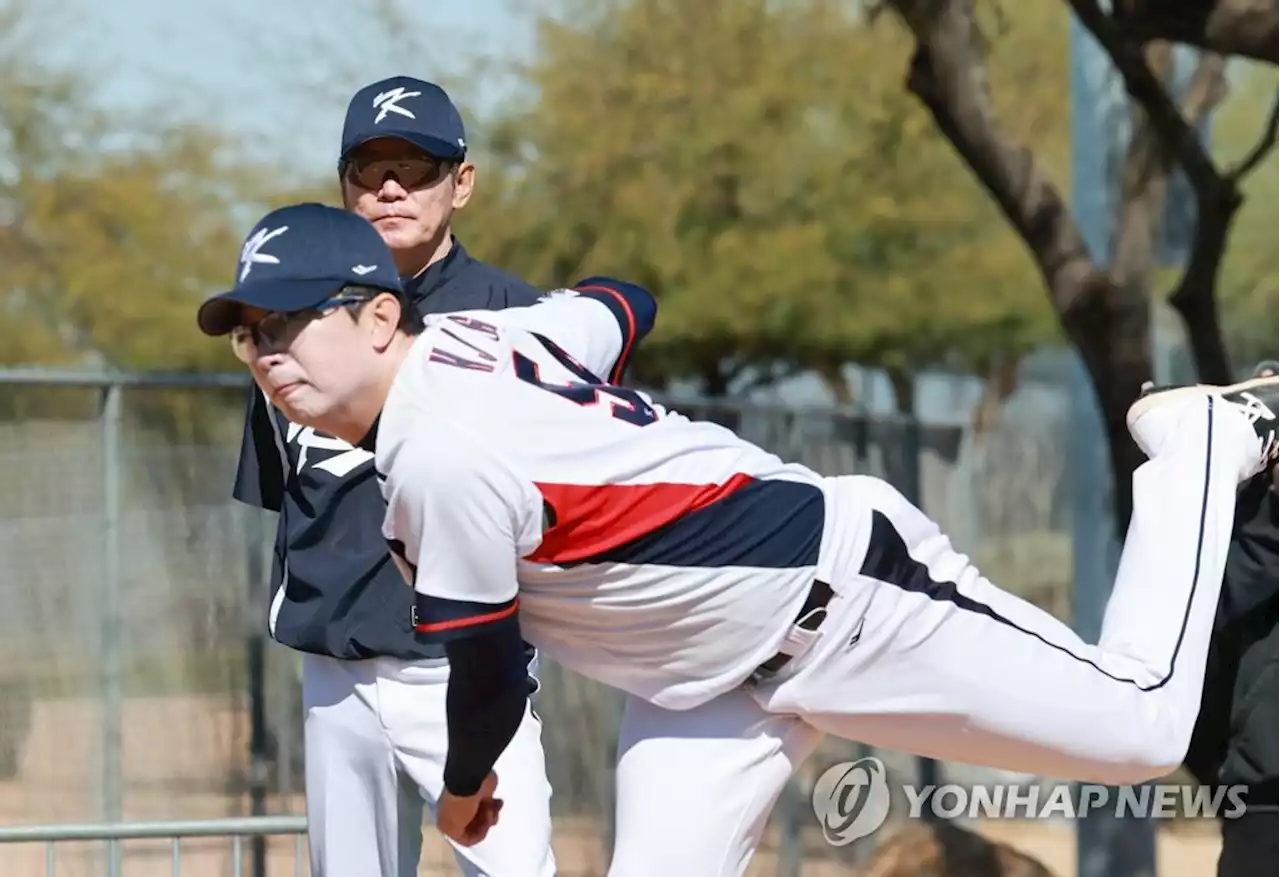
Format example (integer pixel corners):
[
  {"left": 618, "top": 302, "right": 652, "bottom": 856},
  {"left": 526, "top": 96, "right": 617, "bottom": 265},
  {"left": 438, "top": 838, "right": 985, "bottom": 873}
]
[{"left": 1126, "top": 371, "right": 1279, "bottom": 472}]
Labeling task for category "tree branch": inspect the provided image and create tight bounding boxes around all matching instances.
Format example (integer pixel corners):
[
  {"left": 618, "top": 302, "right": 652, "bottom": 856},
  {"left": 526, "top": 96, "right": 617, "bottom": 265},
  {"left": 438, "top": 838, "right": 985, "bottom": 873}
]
[
  {"left": 1069, "top": 0, "right": 1224, "bottom": 196},
  {"left": 1071, "top": 0, "right": 1263, "bottom": 383},
  {"left": 1227, "top": 93, "right": 1279, "bottom": 182},
  {"left": 1178, "top": 50, "right": 1229, "bottom": 119},
  {"left": 1108, "top": 46, "right": 1178, "bottom": 293},
  {"left": 1114, "top": 0, "right": 1278, "bottom": 65},
  {"left": 1172, "top": 83, "right": 1274, "bottom": 381},
  {"left": 885, "top": 0, "right": 1163, "bottom": 530},
  {"left": 887, "top": 0, "right": 1102, "bottom": 325}
]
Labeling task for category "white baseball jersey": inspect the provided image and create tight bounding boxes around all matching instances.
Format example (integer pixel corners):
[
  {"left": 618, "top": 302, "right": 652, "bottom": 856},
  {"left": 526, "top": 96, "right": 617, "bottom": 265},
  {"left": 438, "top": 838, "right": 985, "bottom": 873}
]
[{"left": 375, "top": 281, "right": 828, "bottom": 709}]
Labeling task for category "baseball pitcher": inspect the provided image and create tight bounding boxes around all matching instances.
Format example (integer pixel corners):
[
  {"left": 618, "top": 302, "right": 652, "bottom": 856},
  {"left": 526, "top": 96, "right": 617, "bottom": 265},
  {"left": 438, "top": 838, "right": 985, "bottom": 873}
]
[{"left": 202, "top": 201, "right": 1280, "bottom": 876}]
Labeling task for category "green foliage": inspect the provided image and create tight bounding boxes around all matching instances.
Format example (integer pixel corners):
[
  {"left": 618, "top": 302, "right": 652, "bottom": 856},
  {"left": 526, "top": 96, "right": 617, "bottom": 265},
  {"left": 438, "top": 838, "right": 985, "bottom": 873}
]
[
  {"left": 0, "top": 3, "right": 272, "bottom": 375},
  {"left": 0, "top": 0, "right": 1078, "bottom": 405},
  {"left": 15, "top": 128, "right": 273, "bottom": 372},
  {"left": 0, "top": 1, "right": 271, "bottom": 434},
  {"left": 1212, "top": 62, "right": 1279, "bottom": 369},
  {"left": 457, "top": 0, "right": 1064, "bottom": 392}
]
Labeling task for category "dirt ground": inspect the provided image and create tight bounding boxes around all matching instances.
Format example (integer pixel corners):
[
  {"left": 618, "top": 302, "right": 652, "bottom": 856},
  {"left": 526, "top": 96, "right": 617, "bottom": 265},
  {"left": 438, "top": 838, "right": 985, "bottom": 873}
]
[
  {"left": 0, "top": 818, "right": 1227, "bottom": 876},
  {"left": 0, "top": 696, "right": 1226, "bottom": 876}
]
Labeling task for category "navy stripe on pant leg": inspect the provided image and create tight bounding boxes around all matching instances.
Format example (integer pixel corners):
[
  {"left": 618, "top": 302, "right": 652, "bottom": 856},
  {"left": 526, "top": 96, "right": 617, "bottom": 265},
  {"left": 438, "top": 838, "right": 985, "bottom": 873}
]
[{"left": 859, "top": 397, "right": 1213, "bottom": 692}]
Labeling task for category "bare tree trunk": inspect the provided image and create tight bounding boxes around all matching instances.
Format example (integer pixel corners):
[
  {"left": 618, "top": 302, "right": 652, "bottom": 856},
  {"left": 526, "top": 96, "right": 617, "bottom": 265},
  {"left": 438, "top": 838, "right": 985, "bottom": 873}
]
[
  {"left": 701, "top": 365, "right": 731, "bottom": 397},
  {"left": 887, "top": 0, "right": 1151, "bottom": 528},
  {"left": 970, "top": 352, "right": 1022, "bottom": 435},
  {"left": 887, "top": 366, "right": 917, "bottom": 415},
  {"left": 817, "top": 360, "right": 855, "bottom": 405},
  {"left": 886, "top": 0, "right": 1276, "bottom": 528}
]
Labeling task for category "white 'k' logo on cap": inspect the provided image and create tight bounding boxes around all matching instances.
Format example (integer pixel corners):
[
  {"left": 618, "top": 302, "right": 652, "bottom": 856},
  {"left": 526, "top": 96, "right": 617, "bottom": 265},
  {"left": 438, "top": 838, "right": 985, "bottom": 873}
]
[
  {"left": 372, "top": 86, "right": 421, "bottom": 124},
  {"left": 240, "top": 225, "right": 289, "bottom": 282}
]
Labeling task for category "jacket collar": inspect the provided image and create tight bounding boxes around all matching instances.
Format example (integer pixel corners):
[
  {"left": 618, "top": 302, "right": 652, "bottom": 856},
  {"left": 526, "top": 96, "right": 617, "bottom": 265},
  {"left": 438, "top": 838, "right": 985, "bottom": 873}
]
[{"left": 404, "top": 236, "right": 472, "bottom": 299}]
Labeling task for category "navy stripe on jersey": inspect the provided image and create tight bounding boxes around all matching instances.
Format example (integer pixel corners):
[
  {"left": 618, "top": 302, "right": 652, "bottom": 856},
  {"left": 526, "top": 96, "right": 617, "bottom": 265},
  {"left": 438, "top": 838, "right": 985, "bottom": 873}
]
[
  {"left": 861, "top": 394, "right": 1213, "bottom": 692},
  {"left": 414, "top": 592, "right": 520, "bottom": 643},
  {"left": 581, "top": 478, "right": 824, "bottom": 569},
  {"left": 571, "top": 276, "right": 657, "bottom": 383}
]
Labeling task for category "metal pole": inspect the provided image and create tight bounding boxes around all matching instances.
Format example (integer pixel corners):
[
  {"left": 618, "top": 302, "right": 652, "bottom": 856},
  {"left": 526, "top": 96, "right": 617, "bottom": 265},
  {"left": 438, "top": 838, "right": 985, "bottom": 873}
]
[
  {"left": 246, "top": 510, "right": 268, "bottom": 877},
  {"left": 841, "top": 409, "right": 882, "bottom": 868},
  {"left": 774, "top": 776, "right": 806, "bottom": 877},
  {"left": 0, "top": 815, "right": 309, "bottom": 843},
  {"left": 102, "top": 382, "right": 124, "bottom": 877},
  {"left": 1069, "top": 18, "right": 1210, "bottom": 877},
  {"left": 1068, "top": 21, "right": 1147, "bottom": 877},
  {"left": 899, "top": 414, "right": 940, "bottom": 815},
  {"left": 1068, "top": 10, "right": 1170, "bottom": 877}
]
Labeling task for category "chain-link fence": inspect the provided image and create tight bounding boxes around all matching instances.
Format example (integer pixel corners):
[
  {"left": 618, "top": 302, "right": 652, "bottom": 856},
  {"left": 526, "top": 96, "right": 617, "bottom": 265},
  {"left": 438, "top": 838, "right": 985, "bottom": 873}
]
[{"left": 0, "top": 368, "right": 1073, "bottom": 875}]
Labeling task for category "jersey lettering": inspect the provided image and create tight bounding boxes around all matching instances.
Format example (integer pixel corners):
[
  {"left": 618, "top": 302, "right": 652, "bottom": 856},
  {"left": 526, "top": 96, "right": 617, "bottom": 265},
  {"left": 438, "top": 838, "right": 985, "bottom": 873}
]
[
  {"left": 445, "top": 314, "right": 501, "bottom": 341},
  {"left": 428, "top": 348, "right": 497, "bottom": 372},
  {"left": 440, "top": 326, "right": 499, "bottom": 361},
  {"left": 515, "top": 333, "right": 660, "bottom": 427},
  {"left": 426, "top": 317, "right": 502, "bottom": 372}
]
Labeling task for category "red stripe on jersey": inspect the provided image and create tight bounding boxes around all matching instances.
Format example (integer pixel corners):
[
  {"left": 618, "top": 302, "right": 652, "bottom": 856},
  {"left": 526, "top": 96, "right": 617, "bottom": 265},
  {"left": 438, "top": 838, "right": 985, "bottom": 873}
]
[
  {"left": 414, "top": 599, "right": 520, "bottom": 634},
  {"left": 527, "top": 473, "right": 754, "bottom": 564},
  {"left": 575, "top": 283, "right": 635, "bottom": 383}
]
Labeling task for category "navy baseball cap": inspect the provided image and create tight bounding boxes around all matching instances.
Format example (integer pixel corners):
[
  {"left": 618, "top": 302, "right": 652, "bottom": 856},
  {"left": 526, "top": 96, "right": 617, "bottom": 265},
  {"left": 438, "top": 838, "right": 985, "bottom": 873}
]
[
  {"left": 197, "top": 202, "right": 404, "bottom": 337},
  {"left": 339, "top": 76, "right": 467, "bottom": 165}
]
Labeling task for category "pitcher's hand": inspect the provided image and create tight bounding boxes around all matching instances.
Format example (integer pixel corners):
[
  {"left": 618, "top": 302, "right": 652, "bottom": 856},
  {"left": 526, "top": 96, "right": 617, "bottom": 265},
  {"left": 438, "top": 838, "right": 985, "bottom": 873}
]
[{"left": 438, "top": 772, "right": 503, "bottom": 847}]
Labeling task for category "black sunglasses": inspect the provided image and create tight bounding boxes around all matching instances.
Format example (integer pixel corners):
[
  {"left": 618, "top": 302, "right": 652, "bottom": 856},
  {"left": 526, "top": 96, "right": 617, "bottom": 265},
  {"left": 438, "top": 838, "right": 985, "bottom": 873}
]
[{"left": 342, "top": 152, "right": 455, "bottom": 190}]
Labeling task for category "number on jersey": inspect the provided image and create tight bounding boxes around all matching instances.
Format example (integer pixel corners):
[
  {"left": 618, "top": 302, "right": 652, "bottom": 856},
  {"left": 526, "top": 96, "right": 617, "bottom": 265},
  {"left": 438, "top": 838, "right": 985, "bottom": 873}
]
[{"left": 515, "top": 333, "right": 659, "bottom": 427}]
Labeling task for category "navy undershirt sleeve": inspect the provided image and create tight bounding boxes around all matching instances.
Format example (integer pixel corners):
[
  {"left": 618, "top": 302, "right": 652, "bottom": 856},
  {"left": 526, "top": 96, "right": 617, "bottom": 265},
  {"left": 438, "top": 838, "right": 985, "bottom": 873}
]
[{"left": 441, "top": 620, "right": 531, "bottom": 796}]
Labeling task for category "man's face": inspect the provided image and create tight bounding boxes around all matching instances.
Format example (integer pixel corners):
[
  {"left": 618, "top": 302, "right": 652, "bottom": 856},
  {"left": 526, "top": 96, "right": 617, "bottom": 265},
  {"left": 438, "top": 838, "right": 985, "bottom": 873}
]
[
  {"left": 341, "top": 138, "right": 475, "bottom": 262},
  {"left": 233, "top": 297, "right": 381, "bottom": 430}
]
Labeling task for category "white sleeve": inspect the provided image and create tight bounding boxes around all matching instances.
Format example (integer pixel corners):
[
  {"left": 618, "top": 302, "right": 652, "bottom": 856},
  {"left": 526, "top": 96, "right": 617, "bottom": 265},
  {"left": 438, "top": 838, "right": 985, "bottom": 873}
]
[
  {"left": 503, "top": 277, "right": 657, "bottom": 384},
  {"left": 381, "top": 429, "right": 537, "bottom": 640}
]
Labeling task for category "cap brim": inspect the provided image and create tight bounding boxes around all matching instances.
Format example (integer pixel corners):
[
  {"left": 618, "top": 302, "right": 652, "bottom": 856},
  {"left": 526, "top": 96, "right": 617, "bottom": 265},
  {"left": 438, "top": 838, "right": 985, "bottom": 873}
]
[
  {"left": 340, "top": 130, "right": 465, "bottom": 163},
  {"left": 196, "top": 277, "right": 349, "bottom": 336}
]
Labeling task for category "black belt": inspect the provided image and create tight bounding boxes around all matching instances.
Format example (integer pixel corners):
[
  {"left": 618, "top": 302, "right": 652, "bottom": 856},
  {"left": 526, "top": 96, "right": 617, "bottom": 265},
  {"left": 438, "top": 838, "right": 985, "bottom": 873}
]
[{"left": 746, "top": 579, "right": 834, "bottom": 688}]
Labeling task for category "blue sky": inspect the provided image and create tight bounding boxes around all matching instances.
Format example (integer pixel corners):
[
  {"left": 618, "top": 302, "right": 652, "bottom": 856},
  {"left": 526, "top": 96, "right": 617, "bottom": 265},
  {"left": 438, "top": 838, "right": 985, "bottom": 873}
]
[
  {"left": 30, "top": 0, "right": 1257, "bottom": 414},
  {"left": 47, "top": 0, "right": 536, "bottom": 174}
]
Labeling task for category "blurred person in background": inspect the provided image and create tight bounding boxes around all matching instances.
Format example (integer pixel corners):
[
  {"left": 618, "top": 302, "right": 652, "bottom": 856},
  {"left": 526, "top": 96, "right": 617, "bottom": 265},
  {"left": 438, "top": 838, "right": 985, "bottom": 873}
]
[
  {"left": 231, "top": 77, "right": 556, "bottom": 877},
  {"left": 1184, "top": 360, "right": 1278, "bottom": 877}
]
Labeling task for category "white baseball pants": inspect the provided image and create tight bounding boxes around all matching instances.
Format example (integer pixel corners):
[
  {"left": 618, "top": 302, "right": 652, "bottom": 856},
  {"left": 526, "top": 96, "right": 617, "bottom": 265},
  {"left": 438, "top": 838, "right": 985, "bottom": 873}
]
[
  {"left": 302, "top": 653, "right": 557, "bottom": 877},
  {"left": 607, "top": 393, "right": 1257, "bottom": 876}
]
